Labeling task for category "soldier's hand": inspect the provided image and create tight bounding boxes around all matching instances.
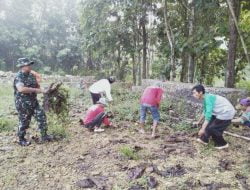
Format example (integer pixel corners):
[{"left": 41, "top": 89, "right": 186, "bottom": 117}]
[{"left": 36, "top": 88, "right": 46, "bottom": 94}]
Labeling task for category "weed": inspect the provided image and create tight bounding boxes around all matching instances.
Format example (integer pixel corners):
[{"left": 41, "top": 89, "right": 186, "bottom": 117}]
[
  {"left": 119, "top": 145, "right": 140, "bottom": 160},
  {"left": 47, "top": 113, "right": 68, "bottom": 139},
  {"left": 0, "top": 117, "right": 16, "bottom": 132}
]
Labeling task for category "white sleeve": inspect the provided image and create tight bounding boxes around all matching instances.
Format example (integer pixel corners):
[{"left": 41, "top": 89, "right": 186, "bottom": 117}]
[{"left": 105, "top": 82, "right": 113, "bottom": 101}]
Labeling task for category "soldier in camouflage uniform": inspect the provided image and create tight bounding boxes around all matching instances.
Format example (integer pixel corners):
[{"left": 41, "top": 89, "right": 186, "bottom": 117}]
[{"left": 14, "top": 58, "right": 52, "bottom": 146}]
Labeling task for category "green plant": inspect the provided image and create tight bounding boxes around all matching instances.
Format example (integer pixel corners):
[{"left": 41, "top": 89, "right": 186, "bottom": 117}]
[
  {"left": 171, "top": 122, "right": 190, "bottom": 132},
  {"left": 111, "top": 87, "right": 140, "bottom": 122},
  {"left": 0, "top": 117, "right": 16, "bottom": 132},
  {"left": 45, "top": 85, "right": 70, "bottom": 139},
  {"left": 119, "top": 146, "right": 140, "bottom": 160},
  {"left": 47, "top": 113, "right": 68, "bottom": 139}
]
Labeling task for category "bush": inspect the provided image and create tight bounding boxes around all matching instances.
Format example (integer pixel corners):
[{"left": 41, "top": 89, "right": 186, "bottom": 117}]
[
  {"left": 47, "top": 113, "right": 68, "bottom": 139},
  {"left": 45, "top": 84, "right": 70, "bottom": 139}
]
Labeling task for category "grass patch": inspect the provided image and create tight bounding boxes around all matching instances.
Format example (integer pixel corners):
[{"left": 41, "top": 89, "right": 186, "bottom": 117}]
[
  {"left": 171, "top": 121, "right": 196, "bottom": 132},
  {"left": 112, "top": 86, "right": 140, "bottom": 122},
  {"left": 119, "top": 145, "right": 140, "bottom": 160},
  {"left": 200, "top": 143, "right": 215, "bottom": 156},
  {"left": 0, "top": 83, "right": 15, "bottom": 116},
  {"left": 0, "top": 117, "right": 16, "bottom": 132}
]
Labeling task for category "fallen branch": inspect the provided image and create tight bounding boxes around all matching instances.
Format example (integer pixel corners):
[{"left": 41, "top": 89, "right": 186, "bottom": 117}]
[{"left": 224, "top": 131, "right": 250, "bottom": 141}]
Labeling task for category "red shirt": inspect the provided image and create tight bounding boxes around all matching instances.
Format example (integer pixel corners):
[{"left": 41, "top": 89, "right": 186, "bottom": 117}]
[
  {"left": 140, "top": 86, "right": 164, "bottom": 106},
  {"left": 83, "top": 104, "right": 110, "bottom": 126}
]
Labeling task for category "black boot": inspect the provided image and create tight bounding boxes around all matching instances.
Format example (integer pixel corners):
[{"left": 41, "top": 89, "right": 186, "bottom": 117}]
[
  {"left": 19, "top": 137, "right": 31, "bottom": 146},
  {"left": 41, "top": 134, "right": 54, "bottom": 142}
]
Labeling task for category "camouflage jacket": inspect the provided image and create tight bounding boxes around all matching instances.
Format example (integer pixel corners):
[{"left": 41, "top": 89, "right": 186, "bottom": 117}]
[{"left": 14, "top": 71, "right": 39, "bottom": 102}]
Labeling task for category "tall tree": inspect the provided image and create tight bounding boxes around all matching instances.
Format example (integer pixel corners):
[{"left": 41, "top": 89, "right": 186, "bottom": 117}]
[
  {"left": 225, "top": 0, "right": 240, "bottom": 87},
  {"left": 188, "top": 0, "right": 195, "bottom": 83},
  {"left": 162, "top": 0, "right": 176, "bottom": 81}
]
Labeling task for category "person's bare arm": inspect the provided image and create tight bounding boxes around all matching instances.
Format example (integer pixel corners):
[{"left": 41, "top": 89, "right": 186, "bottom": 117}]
[
  {"left": 198, "top": 120, "right": 209, "bottom": 136},
  {"left": 232, "top": 117, "right": 243, "bottom": 124},
  {"left": 17, "top": 86, "right": 44, "bottom": 94}
]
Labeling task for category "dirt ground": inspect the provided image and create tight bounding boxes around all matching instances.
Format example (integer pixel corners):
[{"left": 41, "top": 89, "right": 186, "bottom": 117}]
[{"left": 0, "top": 85, "right": 250, "bottom": 190}]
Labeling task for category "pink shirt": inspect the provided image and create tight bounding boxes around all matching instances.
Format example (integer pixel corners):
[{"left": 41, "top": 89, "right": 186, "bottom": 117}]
[
  {"left": 83, "top": 104, "right": 110, "bottom": 126},
  {"left": 140, "top": 86, "right": 164, "bottom": 106}
]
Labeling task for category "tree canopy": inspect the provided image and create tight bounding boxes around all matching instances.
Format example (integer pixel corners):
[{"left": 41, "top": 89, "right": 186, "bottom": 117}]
[{"left": 0, "top": 0, "right": 249, "bottom": 87}]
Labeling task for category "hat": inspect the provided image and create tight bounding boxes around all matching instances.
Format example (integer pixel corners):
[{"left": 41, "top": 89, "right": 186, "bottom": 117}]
[
  {"left": 97, "top": 98, "right": 108, "bottom": 106},
  {"left": 240, "top": 98, "right": 250, "bottom": 106},
  {"left": 16, "top": 58, "right": 34, "bottom": 68}
]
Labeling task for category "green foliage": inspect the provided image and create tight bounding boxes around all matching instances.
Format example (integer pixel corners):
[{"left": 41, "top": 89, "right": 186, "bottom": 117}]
[
  {"left": 46, "top": 85, "right": 70, "bottom": 139},
  {"left": 0, "top": 0, "right": 249, "bottom": 85},
  {"left": 0, "top": 117, "right": 15, "bottom": 132},
  {"left": 119, "top": 145, "right": 140, "bottom": 160},
  {"left": 236, "top": 80, "right": 250, "bottom": 92},
  {"left": 111, "top": 84, "right": 140, "bottom": 122},
  {"left": 171, "top": 122, "right": 192, "bottom": 132},
  {"left": 47, "top": 113, "right": 68, "bottom": 139},
  {"left": 0, "top": 0, "right": 83, "bottom": 74}
]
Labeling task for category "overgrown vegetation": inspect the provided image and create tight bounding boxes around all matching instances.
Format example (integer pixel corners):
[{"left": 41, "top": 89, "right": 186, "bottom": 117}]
[{"left": 44, "top": 84, "right": 70, "bottom": 139}]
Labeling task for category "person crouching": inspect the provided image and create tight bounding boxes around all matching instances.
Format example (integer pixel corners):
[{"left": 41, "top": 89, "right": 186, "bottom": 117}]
[
  {"left": 232, "top": 98, "right": 250, "bottom": 128},
  {"left": 81, "top": 98, "right": 112, "bottom": 132}
]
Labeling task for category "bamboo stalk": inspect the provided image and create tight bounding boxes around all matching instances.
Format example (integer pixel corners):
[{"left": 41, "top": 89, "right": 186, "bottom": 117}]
[{"left": 224, "top": 131, "right": 250, "bottom": 141}]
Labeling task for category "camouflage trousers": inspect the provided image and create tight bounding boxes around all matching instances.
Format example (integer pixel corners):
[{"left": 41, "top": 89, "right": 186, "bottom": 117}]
[{"left": 15, "top": 99, "right": 47, "bottom": 138}]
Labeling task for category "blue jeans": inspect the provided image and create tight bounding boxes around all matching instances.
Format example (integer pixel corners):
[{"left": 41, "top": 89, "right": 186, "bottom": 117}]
[{"left": 140, "top": 104, "right": 160, "bottom": 123}]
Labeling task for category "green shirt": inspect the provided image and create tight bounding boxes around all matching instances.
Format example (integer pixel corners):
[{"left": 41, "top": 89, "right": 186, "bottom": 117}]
[
  {"left": 203, "top": 93, "right": 235, "bottom": 121},
  {"left": 203, "top": 93, "right": 216, "bottom": 121}
]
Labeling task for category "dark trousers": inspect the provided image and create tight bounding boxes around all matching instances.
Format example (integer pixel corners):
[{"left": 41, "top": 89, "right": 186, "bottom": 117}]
[
  {"left": 243, "top": 121, "right": 250, "bottom": 128},
  {"left": 201, "top": 115, "right": 231, "bottom": 146},
  {"left": 85, "top": 112, "right": 106, "bottom": 130},
  {"left": 90, "top": 92, "right": 101, "bottom": 104}
]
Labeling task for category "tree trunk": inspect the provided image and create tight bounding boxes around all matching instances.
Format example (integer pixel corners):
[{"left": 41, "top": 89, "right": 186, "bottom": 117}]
[
  {"left": 163, "top": 0, "right": 176, "bottom": 81},
  {"left": 138, "top": 49, "right": 142, "bottom": 85},
  {"left": 132, "top": 17, "right": 138, "bottom": 85},
  {"left": 132, "top": 54, "right": 137, "bottom": 85},
  {"left": 117, "top": 45, "right": 121, "bottom": 80},
  {"left": 225, "top": 0, "right": 240, "bottom": 88},
  {"left": 180, "top": 0, "right": 189, "bottom": 82},
  {"left": 188, "top": 0, "right": 195, "bottom": 83},
  {"left": 142, "top": 18, "right": 147, "bottom": 79},
  {"left": 199, "top": 55, "right": 207, "bottom": 84}
]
